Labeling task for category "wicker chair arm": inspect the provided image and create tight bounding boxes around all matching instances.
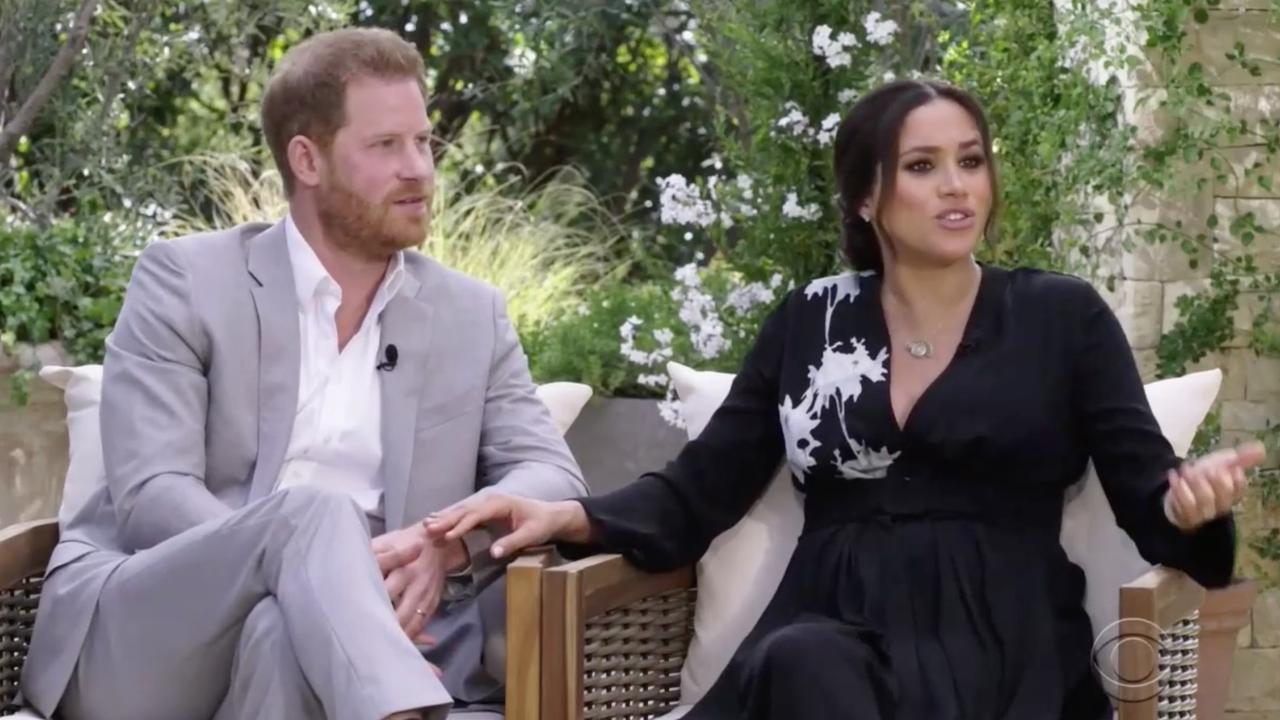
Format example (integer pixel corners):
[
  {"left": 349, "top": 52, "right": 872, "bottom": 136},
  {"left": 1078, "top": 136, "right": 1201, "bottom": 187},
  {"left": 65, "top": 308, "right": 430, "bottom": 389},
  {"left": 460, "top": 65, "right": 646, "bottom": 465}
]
[
  {"left": 1114, "top": 565, "right": 1206, "bottom": 720},
  {"left": 506, "top": 548, "right": 558, "bottom": 720},
  {"left": 542, "top": 555, "right": 695, "bottom": 720},
  {"left": 1, "top": 519, "right": 58, "bottom": 715},
  {"left": 0, "top": 520, "right": 57, "bottom": 592}
]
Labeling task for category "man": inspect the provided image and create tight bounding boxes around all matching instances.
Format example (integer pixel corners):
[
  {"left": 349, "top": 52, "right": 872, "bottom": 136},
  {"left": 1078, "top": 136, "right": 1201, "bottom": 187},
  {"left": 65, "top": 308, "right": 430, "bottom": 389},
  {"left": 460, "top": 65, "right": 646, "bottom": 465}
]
[{"left": 19, "top": 27, "right": 586, "bottom": 720}]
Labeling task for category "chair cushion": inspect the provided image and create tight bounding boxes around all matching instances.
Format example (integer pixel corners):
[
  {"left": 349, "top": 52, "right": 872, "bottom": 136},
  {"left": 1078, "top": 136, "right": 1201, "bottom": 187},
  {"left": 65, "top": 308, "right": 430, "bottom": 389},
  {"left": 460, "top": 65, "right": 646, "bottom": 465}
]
[
  {"left": 37, "top": 364, "right": 104, "bottom": 526},
  {"left": 666, "top": 362, "right": 803, "bottom": 703},
  {"left": 665, "top": 360, "right": 1221, "bottom": 707}
]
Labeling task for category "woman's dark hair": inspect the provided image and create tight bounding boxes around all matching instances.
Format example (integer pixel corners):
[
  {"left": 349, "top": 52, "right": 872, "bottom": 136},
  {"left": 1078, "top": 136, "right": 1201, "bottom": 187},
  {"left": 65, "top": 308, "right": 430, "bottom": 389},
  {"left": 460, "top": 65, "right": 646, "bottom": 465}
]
[{"left": 833, "top": 79, "right": 999, "bottom": 273}]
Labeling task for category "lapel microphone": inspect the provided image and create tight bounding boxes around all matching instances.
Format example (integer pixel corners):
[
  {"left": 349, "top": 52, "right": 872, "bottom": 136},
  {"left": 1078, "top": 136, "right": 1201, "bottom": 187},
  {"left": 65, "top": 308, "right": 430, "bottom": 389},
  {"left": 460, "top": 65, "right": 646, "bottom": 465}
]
[{"left": 376, "top": 344, "right": 399, "bottom": 372}]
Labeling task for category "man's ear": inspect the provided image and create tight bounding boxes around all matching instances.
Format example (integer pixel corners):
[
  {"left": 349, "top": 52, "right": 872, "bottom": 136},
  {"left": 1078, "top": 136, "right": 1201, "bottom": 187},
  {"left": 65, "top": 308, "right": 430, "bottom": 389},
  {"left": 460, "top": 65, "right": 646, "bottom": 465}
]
[{"left": 287, "top": 136, "right": 325, "bottom": 190}]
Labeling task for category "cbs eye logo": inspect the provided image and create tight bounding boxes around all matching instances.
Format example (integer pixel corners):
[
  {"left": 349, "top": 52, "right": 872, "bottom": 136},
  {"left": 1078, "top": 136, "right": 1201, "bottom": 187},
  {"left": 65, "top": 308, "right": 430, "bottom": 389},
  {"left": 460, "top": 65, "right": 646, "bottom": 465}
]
[{"left": 1090, "top": 617, "right": 1195, "bottom": 704}]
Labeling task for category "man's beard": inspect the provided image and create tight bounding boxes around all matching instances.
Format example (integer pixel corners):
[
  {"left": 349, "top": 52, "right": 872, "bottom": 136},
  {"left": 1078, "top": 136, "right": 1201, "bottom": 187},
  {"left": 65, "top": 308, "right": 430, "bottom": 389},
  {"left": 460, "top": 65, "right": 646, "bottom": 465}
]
[{"left": 316, "top": 174, "right": 431, "bottom": 261}]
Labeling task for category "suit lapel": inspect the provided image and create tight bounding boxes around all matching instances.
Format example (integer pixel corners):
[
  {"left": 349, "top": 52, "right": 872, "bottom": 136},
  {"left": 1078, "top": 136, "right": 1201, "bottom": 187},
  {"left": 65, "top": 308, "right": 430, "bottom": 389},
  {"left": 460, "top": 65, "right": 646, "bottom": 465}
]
[
  {"left": 379, "top": 272, "right": 433, "bottom": 529},
  {"left": 246, "top": 223, "right": 301, "bottom": 500}
]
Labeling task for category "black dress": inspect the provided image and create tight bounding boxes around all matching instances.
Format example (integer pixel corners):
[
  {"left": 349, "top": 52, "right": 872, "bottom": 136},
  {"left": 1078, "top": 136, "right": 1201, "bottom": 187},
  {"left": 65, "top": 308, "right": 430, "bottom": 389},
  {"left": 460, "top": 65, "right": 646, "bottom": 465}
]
[{"left": 566, "top": 265, "right": 1235, "bottom": 720}]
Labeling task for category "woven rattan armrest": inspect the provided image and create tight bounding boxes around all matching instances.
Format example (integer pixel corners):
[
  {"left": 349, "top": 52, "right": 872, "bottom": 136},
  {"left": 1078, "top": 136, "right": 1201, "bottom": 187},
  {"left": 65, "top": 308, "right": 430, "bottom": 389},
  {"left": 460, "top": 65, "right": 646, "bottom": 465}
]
[
  {"left": 540, "top": 554, "right": 695, "bottom": 720},
  {"left": 1, "top": 519, "right": 58, "bottom": 715},
  {"left": 1115, "top": 565, "right": 1205, "bottom": 720}
]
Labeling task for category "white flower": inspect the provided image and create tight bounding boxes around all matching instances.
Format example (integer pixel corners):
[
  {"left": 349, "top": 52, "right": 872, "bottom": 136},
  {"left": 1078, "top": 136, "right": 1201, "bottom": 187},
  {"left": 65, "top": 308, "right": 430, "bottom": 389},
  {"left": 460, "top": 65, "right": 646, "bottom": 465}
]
[
  {"left": 811, "top": 23, "right": 860, "bottom": 69},
  {"left": 838, "top": 88, "right": 860, "bottom": 105},
  {"left": 864, "top": 11, "right": 900, "bottom": 46},
  {"left": 882, "top": 69, "right": 897, "bottom": 84},
  {"left": 658, "top": 393, "right": 687, "bottom": 429},
  {"left": 620, "top": 316, "right": 672, "bottom": 367},
  {"left": 811, "top": 25, "right": 833, "bottom": 55},
  {"left": 674, "top": 262, "right": 702, "bottom": 287},
  {"left": 671, "top": 278, "right": 730, "bottom": 360},
  {"left": 657, "top": 174, "right": 718, "bottom": 227},
  {"left": 638, "top": 373, "right": 669, "bottom": 389},
  {"left": 653, "top": 328, "right": 675, "bottom": 345},
  {"left": 815, "top": 113, "right": 841, "bottom": 147},
  {"left": 775, "top": 101, "right": 812, "bottom": 139},
  {"left": 782, "top": 191, "right": 822, "bottom": 221},
  {"left": 506, "top": 46, "right": 537, "bottom": 75},
  {"left": 726, "top": 281, "right": 776, "bottom": 314}
]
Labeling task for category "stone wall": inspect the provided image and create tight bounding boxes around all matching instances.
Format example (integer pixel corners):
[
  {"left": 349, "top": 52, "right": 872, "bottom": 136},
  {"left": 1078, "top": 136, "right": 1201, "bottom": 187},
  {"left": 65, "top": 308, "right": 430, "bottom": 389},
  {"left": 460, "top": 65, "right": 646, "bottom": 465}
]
[{"left": 1098, "top": 1, "right": 1280, "bottom": 716}]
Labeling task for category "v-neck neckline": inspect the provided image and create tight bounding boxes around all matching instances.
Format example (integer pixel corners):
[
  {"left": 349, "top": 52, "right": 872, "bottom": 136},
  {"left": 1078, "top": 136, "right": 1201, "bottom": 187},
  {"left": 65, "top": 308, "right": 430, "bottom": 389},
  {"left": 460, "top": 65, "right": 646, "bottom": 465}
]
[{"left": 875, "top": 264, "right": 995, "bottom": 436}]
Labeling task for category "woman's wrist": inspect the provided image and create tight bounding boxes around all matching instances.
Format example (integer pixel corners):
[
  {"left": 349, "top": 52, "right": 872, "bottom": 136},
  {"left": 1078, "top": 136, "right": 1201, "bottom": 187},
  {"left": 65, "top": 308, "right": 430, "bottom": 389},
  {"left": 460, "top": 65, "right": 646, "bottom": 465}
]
[{"left": 554, "top": 500, "right": 595, "bottom": 544}]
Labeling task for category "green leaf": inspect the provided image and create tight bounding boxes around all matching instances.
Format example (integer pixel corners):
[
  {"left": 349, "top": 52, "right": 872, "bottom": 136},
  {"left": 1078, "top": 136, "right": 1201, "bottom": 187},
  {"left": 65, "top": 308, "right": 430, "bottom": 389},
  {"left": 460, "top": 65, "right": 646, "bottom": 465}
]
[{"left": 1193, "top": 7, "right": 1209, "bottom": 23}]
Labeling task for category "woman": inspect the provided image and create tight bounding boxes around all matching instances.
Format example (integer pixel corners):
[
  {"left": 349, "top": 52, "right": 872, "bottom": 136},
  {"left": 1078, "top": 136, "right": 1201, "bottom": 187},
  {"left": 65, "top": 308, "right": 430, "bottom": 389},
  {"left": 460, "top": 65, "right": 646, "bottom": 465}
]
[{"left": 426, "top": 80, "right": 1263, "bottom": 719}]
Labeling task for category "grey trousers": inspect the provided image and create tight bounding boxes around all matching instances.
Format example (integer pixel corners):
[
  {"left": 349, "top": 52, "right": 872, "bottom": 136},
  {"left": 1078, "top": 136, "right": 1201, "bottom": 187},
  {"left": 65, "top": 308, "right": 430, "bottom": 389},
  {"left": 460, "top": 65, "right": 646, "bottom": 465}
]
[{"left": 58, "top": 486, "right": 455, "bottom": 720}]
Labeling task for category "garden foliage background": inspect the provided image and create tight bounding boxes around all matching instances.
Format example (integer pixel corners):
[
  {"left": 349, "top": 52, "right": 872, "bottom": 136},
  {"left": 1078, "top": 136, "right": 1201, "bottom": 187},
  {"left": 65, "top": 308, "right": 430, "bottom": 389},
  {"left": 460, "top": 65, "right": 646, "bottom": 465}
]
[{"left": 4, "top": 0, "right": 1280, "bottom": 710}]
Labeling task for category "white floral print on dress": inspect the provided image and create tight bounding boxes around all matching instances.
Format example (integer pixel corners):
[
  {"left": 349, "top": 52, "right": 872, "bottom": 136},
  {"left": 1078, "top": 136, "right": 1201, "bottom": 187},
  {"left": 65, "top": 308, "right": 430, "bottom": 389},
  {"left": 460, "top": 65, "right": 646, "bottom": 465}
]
[{"left": 780, "top": 273, "right": 899, "bottom": 481}]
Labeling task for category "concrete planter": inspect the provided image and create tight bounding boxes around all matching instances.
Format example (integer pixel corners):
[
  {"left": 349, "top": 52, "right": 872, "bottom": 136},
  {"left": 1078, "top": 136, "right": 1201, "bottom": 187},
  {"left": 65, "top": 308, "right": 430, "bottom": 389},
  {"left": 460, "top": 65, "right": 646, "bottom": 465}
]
[{"left": 563, "top": 396, "right": 687, "bottom": 496}]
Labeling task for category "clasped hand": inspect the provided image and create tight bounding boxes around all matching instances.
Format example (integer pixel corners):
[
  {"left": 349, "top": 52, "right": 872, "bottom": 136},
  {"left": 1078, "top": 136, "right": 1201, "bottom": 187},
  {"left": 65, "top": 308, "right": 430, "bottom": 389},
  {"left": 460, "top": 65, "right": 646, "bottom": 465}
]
[{"left": 371, "top": 524, "right": 467, "bottom": 651}]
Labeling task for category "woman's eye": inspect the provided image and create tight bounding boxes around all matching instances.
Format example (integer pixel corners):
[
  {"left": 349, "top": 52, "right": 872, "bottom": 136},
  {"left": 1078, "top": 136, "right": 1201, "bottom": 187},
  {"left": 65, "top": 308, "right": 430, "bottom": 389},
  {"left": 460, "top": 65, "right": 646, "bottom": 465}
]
[
  {"left": 960, "top": 155, "right": 986, "bottom": 169},
  {"left": 906, "top": 160, "right": 932, "bottom": 173}
]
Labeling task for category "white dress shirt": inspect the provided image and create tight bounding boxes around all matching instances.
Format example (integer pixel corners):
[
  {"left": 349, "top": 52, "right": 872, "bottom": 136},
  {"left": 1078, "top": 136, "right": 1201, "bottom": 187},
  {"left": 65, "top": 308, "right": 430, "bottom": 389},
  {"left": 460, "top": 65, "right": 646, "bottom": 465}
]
[{"left": 274, "top": 214, "right": 406, "bottom": 520}]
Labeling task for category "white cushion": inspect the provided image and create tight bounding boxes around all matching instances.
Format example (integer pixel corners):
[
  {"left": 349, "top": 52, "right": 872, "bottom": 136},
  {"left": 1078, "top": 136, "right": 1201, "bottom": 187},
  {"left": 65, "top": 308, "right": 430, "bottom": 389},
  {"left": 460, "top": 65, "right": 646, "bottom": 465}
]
[
  {"left": 534, "top": 381, "right": 594, "bottom": 437},
  {"left": 665, "top": 360, "right": 1221, "bottom": 707},
  {"left": 39, "top": 364, "right": 592, "bottom": 524},
  {"left": 667, "top": 362, "right": 804, "bottom": 704},
  {"left": 38, "top": 364, "right": 104, "bottom": 525}
]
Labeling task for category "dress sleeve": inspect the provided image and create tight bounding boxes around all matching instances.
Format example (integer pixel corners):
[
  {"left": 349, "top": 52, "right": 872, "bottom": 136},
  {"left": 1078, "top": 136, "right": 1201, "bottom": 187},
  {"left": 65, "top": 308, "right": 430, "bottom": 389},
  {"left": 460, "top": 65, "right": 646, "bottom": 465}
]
[
  {"left": 560, "top": 294, "right": 792, "bottom": 572},
  {"left": 1070, "top": 280, "right": 1235, "bottom": 589}
]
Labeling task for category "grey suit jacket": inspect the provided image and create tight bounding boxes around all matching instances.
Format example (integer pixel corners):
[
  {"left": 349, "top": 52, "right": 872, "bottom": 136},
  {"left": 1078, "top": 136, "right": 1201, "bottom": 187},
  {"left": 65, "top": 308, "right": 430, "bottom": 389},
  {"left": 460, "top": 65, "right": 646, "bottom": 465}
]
[{"left": 21, "top": 221, "right": 586, "bottom": 715}]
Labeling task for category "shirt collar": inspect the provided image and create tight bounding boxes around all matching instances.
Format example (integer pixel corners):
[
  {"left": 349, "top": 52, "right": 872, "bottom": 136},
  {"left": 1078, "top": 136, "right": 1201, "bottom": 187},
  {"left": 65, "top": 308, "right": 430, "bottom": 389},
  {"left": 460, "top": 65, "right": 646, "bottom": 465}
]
[{"left": 285, "top": 212, "right": 407, "bottom": 315}]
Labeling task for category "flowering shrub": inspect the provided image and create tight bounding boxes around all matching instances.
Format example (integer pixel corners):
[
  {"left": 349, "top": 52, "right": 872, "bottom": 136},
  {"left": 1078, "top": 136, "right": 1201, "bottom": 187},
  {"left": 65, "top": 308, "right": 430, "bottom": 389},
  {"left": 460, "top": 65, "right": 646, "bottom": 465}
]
[{"left": 526, "top": 261, "right": 786, "bottom": 417}]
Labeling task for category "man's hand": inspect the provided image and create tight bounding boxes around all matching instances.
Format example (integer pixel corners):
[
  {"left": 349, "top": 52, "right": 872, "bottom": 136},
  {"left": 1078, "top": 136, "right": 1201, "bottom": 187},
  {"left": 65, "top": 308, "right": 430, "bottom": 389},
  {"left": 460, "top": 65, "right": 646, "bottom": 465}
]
[{"left": 372, "top": 526, "right": 469, "bottom": 644}]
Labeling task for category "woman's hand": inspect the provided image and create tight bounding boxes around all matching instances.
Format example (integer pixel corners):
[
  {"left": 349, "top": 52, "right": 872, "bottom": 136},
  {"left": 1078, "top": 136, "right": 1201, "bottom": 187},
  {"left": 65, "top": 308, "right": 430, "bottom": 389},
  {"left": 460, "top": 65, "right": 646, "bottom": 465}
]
[
  {"left": 424, "top": 493, "right": 594, "bottom": 559},
  {"left": 1163, "top": 441, "right": 1266, "bottom": 532}
]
